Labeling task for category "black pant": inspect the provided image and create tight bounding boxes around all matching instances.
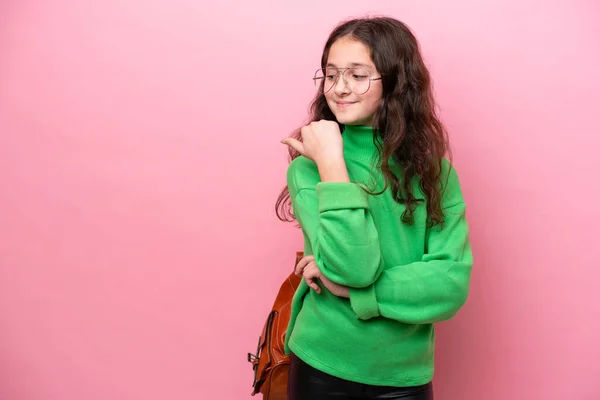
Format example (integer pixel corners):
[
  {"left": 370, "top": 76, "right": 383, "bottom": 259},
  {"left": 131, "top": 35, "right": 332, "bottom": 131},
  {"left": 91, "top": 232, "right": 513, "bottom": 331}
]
[{"left": 288, "top": 353, "right": 434, "bottom": 400}]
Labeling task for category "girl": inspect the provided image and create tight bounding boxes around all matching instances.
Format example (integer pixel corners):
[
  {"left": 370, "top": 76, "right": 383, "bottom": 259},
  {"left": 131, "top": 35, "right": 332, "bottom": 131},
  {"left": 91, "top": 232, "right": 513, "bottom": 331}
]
[{"left": 278, "top": 16, "right": 473, "bottom": 400}]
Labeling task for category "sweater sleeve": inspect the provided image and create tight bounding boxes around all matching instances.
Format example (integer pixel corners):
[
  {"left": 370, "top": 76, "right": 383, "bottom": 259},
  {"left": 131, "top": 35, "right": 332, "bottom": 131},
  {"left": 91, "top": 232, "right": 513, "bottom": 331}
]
[
  {"left": 348, "top": 200, "right": 473, "bottom": 324},
  {"left": 288, "top": 160, "right": 383, "bottom": 288}
]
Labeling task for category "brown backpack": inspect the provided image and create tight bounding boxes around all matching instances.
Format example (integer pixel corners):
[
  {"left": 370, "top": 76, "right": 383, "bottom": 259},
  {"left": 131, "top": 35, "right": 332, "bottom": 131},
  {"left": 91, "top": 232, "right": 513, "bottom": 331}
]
[{"left": 248, "top": 252, "right": 303, "bottom": 399}]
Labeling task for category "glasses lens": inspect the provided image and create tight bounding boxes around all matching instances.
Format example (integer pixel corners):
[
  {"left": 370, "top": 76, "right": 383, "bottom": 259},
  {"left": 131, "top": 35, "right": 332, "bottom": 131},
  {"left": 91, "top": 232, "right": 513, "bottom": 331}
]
[
  {"left": 313, "top": 69, "right": 325, "bottom": 92},
  {"left": 345, "top": 67, "right": 371, "bottom": 95},
  {"left": 314, "top": 69, "right": 337, "bottom": 93}
]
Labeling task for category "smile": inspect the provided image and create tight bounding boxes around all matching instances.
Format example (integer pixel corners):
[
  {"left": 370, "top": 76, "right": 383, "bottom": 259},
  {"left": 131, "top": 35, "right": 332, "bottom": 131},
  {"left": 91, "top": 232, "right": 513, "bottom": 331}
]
[{"left": 336, "top": 102, "right": 356, "bottom": 108}]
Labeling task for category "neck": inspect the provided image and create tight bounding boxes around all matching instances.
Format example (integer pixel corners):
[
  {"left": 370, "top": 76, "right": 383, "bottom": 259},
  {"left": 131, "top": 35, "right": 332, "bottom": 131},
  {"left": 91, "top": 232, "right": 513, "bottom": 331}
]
[{"left": 342, "top": 124, "right": 380, "bottom": 162}]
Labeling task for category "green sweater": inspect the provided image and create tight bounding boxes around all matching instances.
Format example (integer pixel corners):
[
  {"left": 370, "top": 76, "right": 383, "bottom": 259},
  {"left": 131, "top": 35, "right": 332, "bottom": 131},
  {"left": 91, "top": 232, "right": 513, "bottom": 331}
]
[{"left": 283, "top": 124, "right": 473, "bottom": 387}]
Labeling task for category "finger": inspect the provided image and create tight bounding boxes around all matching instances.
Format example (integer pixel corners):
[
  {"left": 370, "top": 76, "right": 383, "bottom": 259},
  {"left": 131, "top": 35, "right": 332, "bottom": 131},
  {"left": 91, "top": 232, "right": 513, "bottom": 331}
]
[
  {"left": 280, "top": 138, "right": 304, "bottom": 155},
  {"left": 294, "top": 255, "right": 315, "bottom": 276},
  {"left": 305, "top": 277, "right": 321, "bottom": 293},
  {"left": 301, "top": 125, "right": 313, "bottom": 134},
  {"left": 303, "top": 261, "right": 319, "bottom": 276},
  {"left": 303, "top": 271, "right": 319, "bottom": 291},
  {"left": 294, "top": 255, "right": 313, "bottom": 276},
  {"left": 306, "top": 279, "right": 320, "bottom": 293},
  {"left": 303, "top": 263, "right": 321, "bottom": 293}
]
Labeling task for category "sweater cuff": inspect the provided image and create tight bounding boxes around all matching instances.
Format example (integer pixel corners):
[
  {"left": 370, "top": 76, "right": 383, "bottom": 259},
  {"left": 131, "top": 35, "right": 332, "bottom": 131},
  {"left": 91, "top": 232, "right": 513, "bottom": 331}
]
[
  {"left": 349, "top": 284, "right": 380, "bottom": 320},
  {"left": 316, "top": 182, "right": 369, "bottom": 213}
]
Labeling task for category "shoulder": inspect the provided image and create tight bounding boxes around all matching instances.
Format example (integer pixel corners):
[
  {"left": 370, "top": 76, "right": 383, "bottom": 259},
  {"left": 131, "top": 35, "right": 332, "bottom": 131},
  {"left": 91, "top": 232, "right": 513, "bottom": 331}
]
[
  {"left": 286, "top": 156, "right": 321, "bottom": 197},
  {"left": 440, "top": 158, "right": 465, "bottom": 208}
]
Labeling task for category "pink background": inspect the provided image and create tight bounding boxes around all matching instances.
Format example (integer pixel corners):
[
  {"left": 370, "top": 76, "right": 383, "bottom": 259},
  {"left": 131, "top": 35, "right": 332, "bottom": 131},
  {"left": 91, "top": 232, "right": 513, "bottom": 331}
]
[{"left": 1, "top": 0, "right": 599, "bottom": 399}]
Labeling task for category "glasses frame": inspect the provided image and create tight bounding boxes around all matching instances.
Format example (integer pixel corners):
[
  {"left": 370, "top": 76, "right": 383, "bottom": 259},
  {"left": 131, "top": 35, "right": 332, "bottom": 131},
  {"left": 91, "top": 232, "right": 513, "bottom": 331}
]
[{"left": 313, "top": 67, "right": 383, "bottom": 95}]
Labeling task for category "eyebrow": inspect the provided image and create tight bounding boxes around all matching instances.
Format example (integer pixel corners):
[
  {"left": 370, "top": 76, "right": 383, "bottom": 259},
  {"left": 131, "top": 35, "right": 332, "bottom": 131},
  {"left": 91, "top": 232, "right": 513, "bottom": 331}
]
[{"left": 325, "top": 62, "right": 373, "bottom": 69}]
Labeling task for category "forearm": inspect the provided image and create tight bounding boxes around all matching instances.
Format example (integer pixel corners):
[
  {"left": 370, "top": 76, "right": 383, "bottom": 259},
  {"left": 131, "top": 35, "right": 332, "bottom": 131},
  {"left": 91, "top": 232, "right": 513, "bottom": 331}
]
[
  {"left": 293, "top": 184, "right": 383, "bottom": 288},
  {"left": 349, "top": 259, "right": 473, "bottom": 323},
  {"left": 316, "top": 157, "right": 350, "bottom": 182},
  {"left": 348, "top": 202, "right": 473, "bottom": 323}
]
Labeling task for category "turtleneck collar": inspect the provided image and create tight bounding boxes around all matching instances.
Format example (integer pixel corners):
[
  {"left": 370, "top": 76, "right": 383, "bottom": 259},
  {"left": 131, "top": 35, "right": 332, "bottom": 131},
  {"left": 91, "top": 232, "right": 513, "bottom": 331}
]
[{"left": 342, "top": 124, "right": 381, "bottom": 162}]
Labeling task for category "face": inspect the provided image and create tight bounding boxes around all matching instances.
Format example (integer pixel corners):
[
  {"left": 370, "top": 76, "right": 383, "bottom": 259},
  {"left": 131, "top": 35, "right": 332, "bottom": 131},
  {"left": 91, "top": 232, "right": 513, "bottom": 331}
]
[{"left": 324, "top": 37, "right": 383, "bottom": 126}]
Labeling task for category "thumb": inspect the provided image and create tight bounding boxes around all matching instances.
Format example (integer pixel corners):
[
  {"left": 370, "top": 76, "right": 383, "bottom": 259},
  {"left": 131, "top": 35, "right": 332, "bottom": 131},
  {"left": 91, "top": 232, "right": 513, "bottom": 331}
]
[{"left": 281, "top": 138, "right": 304, "bottom": 155}]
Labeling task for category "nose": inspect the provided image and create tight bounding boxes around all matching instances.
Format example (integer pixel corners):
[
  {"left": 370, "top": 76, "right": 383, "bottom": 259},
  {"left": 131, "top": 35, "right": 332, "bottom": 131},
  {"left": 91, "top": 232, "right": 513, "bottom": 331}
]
[{"left": 333, "top": 70, "right": 351, "bottom": 96}]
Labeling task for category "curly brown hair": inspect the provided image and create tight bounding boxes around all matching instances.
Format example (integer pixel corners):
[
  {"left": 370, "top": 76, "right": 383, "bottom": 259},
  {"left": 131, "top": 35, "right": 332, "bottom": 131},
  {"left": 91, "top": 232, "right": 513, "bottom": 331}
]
[{"left": 276, "top": 16, "right": 452, "bottom": 227}]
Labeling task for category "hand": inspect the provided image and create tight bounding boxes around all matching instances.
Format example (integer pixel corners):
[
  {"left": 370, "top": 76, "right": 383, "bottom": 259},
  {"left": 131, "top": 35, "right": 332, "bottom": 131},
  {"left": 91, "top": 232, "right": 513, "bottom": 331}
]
[
  {"left": 281, "top": 120, "right": 344, "bottom": 165},
  {"left": 295, "top": 255, "right": 350, "bottom": 298}
]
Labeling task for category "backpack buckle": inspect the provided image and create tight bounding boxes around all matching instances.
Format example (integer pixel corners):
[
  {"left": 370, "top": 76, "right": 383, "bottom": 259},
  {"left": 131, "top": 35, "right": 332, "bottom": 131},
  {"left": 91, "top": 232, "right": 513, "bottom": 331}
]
[{"left": 247, "top": 352, "right": 259, "bottom": 363}]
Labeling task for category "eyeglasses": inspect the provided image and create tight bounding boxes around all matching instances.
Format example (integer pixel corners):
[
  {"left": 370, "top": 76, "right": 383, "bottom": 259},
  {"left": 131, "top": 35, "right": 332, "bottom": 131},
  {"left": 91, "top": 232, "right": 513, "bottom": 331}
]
[{"left": 313, "top": 67, "right": 382, "bottom": 95}]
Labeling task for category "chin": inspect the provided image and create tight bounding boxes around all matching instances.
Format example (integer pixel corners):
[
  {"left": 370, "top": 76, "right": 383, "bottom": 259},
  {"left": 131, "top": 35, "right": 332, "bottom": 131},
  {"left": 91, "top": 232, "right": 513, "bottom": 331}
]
[
  {"left": 333, "top": 113, "right": 359, "bottom": 125},
  {"left": 336, "top": 115, "right": 369, "bottom": 126}
]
